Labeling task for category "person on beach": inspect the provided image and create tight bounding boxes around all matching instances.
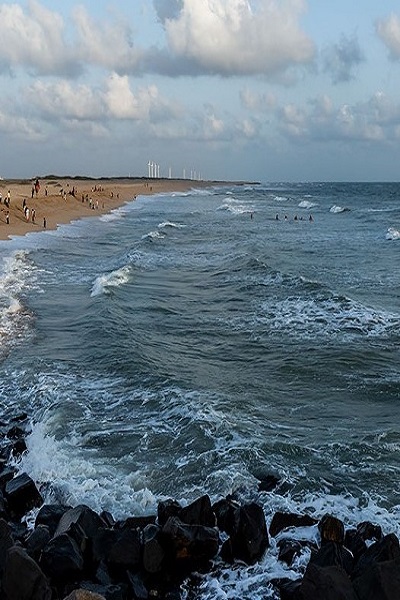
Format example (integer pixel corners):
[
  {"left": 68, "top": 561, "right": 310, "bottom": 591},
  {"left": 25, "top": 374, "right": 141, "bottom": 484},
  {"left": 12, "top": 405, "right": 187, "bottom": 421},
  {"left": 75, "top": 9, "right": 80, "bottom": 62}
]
[
  {"left": 31, "top": 209, "right": 36, "bottom": 223},
  {"left": 6, "top": 211, "right": 9, "bottom": 225},
  {"left": 43, "top": 217, "right": 46, "bottom": 228}
]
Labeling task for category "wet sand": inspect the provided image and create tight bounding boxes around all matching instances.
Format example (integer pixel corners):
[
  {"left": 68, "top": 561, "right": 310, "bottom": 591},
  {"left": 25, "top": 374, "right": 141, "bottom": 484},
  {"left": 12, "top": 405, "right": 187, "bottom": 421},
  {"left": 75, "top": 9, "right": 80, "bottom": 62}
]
[{"left": 0, "top": 177, "right": 223, "bottom": 241}]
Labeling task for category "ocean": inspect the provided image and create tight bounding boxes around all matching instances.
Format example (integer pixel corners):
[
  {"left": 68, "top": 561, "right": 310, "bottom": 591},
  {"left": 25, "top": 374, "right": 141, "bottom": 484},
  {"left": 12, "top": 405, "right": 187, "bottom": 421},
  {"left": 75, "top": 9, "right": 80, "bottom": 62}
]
[{"left": 0, "top": 181, "right": 400, "bottom": 598}]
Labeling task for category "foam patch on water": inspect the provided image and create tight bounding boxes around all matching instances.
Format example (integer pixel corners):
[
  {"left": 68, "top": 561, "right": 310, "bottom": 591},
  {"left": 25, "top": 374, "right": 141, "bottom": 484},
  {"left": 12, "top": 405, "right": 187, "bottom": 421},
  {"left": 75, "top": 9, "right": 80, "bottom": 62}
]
[
  {"left": 259, "top": 293, "right": 398, "bottom": 340},
  {"left": 0, "top": 250, "right": 39, "bottom": 355},
  {"left": 330, "top": 204, "right": 349, "bottom": 213},
  {"left": 90, "top": 265, "right": 131, "bottom": 297},
  {"left": 386, "top": 227, "right": 400, "bottom": 240}
]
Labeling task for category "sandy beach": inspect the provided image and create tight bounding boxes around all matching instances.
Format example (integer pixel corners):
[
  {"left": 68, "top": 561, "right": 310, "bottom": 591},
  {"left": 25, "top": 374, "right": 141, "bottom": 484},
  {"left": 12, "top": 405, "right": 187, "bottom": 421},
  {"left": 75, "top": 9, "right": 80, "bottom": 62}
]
[{"left": 0, "top": 177, "right": 221, "bottom": 241}]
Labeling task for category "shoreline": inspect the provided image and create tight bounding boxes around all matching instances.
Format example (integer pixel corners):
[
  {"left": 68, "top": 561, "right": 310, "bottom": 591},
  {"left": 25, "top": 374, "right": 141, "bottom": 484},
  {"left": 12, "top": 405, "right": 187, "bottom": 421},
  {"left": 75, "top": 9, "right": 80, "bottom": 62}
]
[{"left": 0, "top": 177, "right": 240, "bottom": 242}]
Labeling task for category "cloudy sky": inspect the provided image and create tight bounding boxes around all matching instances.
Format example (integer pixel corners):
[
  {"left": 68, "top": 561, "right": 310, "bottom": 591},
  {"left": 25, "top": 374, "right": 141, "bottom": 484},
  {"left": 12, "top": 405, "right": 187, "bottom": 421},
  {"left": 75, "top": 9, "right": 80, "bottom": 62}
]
[{"left": 1, "top": 0, "right": 400, "bottom": 181}]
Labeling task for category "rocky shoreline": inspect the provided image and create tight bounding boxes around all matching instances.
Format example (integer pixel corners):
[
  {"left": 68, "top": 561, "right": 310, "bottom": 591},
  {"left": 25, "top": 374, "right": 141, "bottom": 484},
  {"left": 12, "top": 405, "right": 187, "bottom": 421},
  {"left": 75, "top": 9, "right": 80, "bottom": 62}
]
[{"left": 0, "top": 415, "right": 399, "bottom": 599}]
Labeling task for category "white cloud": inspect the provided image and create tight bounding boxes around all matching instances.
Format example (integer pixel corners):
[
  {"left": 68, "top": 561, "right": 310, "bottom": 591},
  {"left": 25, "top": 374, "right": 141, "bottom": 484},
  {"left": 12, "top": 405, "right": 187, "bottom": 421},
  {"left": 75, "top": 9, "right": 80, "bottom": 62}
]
[
  {"left": 72, "top": 6, "right": 142, "bottom": 72},
  {"left": 376, "top": 13, "right": 400, "bottom": 60},
  {"left": 27, "top": 80, "right": 103, "bottom": 120},
  {"left": 163, "top": 0, "right": 315, "bottom": 75},
  {"left": 278, "top": 92, "right": 400, "bottom": 143},
  {"left": 0, "top": 0, "right": 78, "bottom": 75}
]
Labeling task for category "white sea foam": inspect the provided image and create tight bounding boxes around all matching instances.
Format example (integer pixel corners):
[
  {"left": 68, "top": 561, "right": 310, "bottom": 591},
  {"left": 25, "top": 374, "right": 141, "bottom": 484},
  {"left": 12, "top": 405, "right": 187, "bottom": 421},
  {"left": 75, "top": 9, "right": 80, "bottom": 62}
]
[
  {"left": 158, "top": 221, "right": 185, "bottom": 229},
  {"left": 142, "top": 230, "right": 166, "bottom": 241},
  {"left": 386, "top": 227, "right": 400, "bottom": 240},
  {"left": 0, "top": 250, "right": 38, "bottom": 353},
  {"left": 90, "top": 265, "right": 131, "bottom": 297},
  {"left": 259, "top": 293, "right": 398, "bottom": 340},
  {"left": 330, "top": 204, "right": 349, "bottom": 213},
  {"left": 18, "top": 421, "right": 158, "bottom": 519},
  {"left": 298, "top": 200, "right": 317, "bottom": 209},
  {"left": 217, "top": 199, "right": 253, "bottom": 215}
]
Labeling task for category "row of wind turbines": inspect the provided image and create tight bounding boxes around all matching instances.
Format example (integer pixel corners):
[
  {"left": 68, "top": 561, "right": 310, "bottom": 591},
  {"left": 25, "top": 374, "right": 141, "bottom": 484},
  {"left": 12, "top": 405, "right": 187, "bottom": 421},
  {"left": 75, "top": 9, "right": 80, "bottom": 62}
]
[{"left": 147, "top": 161, "right": 202, "bottom": 181}]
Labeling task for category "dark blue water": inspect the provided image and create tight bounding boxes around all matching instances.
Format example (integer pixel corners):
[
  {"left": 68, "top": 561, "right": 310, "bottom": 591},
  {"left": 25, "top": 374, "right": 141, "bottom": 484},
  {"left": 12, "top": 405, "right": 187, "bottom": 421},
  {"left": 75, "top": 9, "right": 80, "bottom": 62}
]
[{"left": 1, "top": 182, "right": 400, "bottom": 598}]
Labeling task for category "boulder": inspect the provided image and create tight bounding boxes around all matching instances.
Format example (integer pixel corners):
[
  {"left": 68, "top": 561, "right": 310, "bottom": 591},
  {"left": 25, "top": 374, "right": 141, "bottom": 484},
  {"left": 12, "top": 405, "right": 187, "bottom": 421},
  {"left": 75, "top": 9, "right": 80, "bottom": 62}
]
[
  {"left": 319, "top": 514, "right": 345, "bottom": 545},
  {"left": 142, "top": 524, "right": 165, "bottom": 573},
  {"left": 269, "top": 512, "right": 318, "bottom": 537},
  {"left": 352, "top": 533, "right": 400, "bottom": 580},
  {"left": 36, "top": 504, "right": 72, "bottom": 536},
  {"left": 344, "top": 529, "right": 367, "bottom": 563},
  {"left": 0, "top": 518, "right": 14, "bottom": 575},
  {"left": 40, "top": 532, "right": 85, "bottom": 585},
  {"left": 310, "top": 541, "right": 353, "bottom": 575},
  {"left": 25, "top": 524, "right": 51, "bottom": 561},
  {"left": 162, "top": 516, "right": 219, "bottom": 571},
  {"left": 157, "top": 499, "right": 182, "bottom": 527},
  {"left": 180, "top": 495, "right": 216, "bottom": 527},
  {"left": 55, "top": 505, "right": 106, "bottom": 540},
  {"left": 4, "top": 472, "right": 43, "bottom": 518},
  {"left": 356, "top": 521, "right": 382, "bottom": 542},
  {"left": 2, "top": 545, "right": 52, "bottom": 600},
  {"left": 299, "top": 563, "right": 357, "bottom": 600},
  {"left": 229, "top": 503, "right": 269, "bottom": 565},
  {"left": 278, "top": 539, "right": 304, "bottom": 566},
  {"left": 107, "top": 527, "right": 142, "bottom": 575},
  {"left": 127, "top": 571, "right": 149, "bottom": 600},
  {"left": 353, "top": 557, "right": 400, "bottom": 600},
  {"left": 212, "top": 497, "right": 240, "bottom": 535}
]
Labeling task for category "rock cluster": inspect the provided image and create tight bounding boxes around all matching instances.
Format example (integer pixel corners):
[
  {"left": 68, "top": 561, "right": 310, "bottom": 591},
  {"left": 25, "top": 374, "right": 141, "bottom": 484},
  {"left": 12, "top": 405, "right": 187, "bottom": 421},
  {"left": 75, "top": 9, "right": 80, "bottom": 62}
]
[{"left": 1, "top": 415, "right": 400, "bottom": 599}]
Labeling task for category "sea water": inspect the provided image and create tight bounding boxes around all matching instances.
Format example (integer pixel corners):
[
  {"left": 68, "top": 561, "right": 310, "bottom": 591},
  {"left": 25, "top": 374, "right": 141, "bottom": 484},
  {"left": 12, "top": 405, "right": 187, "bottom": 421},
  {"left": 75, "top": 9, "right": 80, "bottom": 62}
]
[{"left": 1, "top": 181, "right": 400, "bottom": 598}]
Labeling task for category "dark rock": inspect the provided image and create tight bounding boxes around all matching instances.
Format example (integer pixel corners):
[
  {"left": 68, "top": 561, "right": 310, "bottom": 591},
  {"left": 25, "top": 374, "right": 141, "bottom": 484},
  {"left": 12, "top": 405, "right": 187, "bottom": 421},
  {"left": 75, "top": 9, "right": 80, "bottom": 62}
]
[
  {"left": 271, "top": 578, "right": 302, "bottom": 600},
  {"left": 36, "top": 503, "right": 72, "bottom": 537},
  {"left": 212, "top": 496, "right": 240, "bottom": 535},
  {"left": 81, "top": 581, "right": 127, "bottom": 600},
  {"left": 107, "top": 527, "right": 142, "bottom": 575},
  {"left": 0, "top": 518, "right": 14, "bottom": 576},
  {"left": 310, "top": 541, "right": 353, "bottom": 575},
  {"left": 344, "top": 529, "right": 367, "bottom": 563},
  {"left": 5, "top": 472, "right": 43, "bottom": 518},
  {"left": 180, "top": 495, "right": 216, "bottom": 527},
  {"left": 10, "top": 437, "right": 27, "bottom": 458},
  {"left": 228, "top": 502, "right": 269, "bottom": 565},
  {"left": 40, "top": 532, "right": 85, "bottom": 585},
  {"left": 95, "top": 561, "right": 113, "bottom": 586},
  {"left": 257, "top": 474, "right": 280, "bottom": 493},
  {"left": 157, "top": 499, "right": 182, "bottom": 527},
  {"left": 55, "top": 504, "right": 107, "bottom": 540},
  {"left": 127, "top": 571, "right": 149, "bottom": 599},
  {"left": 142, "top": 524, "right": 165, "bottom": 573},
  {"left": 2, "top": 545, "right": 52, "bottom": 600},
  {"left": 6, "top": 425, "right": 26, "bottom": 440},
  {"left": 25, "top": 524, "right": 51, "bottom": 561},
  {"left": 0, "top": 467, "right": 17, "bottom": 491},
  {"left": 356, "top": 521, "right": 382, "bottom": 542},
  {"left": 353, "top": 557, "right": 400, "bottom": 600},
  {"left": 10, "top": 413, "right": 29, "bottom": 423},
  {"left": 162, "top": 516, "right": 219, "bottom": 572},
  {"left": 278, "top": 539, "right": 304, "bottom": 566},
  {"left": 319, "top": 514, "right": 345, "bottom": 545},
  {"left": 0, "top": 488, "right": 8, "bottom": 518},
  {"left": 100, "top": 511, "right": 115, "bottom": 529},
  {"left": 352, "top": 533, "right": 400, "bottom": 580},
  {"left": 116, "top": 514, "right": 156, "bottom": 530},
  {"left": 92, "top": 528, "right": 119, "bottom": 565},
  {"left": 269, "top": 512, "right": 318, "bottom": 537},
  {"left": 299, "top": 563, "right": 357, "bottom": 600}
]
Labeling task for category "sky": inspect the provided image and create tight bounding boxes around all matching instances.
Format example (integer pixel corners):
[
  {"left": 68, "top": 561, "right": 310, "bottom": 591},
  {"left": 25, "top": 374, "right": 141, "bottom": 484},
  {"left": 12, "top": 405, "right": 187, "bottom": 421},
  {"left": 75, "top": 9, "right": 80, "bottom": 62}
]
[{"left": 1, "top": 0, "right": 400, "bottom": 182}]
